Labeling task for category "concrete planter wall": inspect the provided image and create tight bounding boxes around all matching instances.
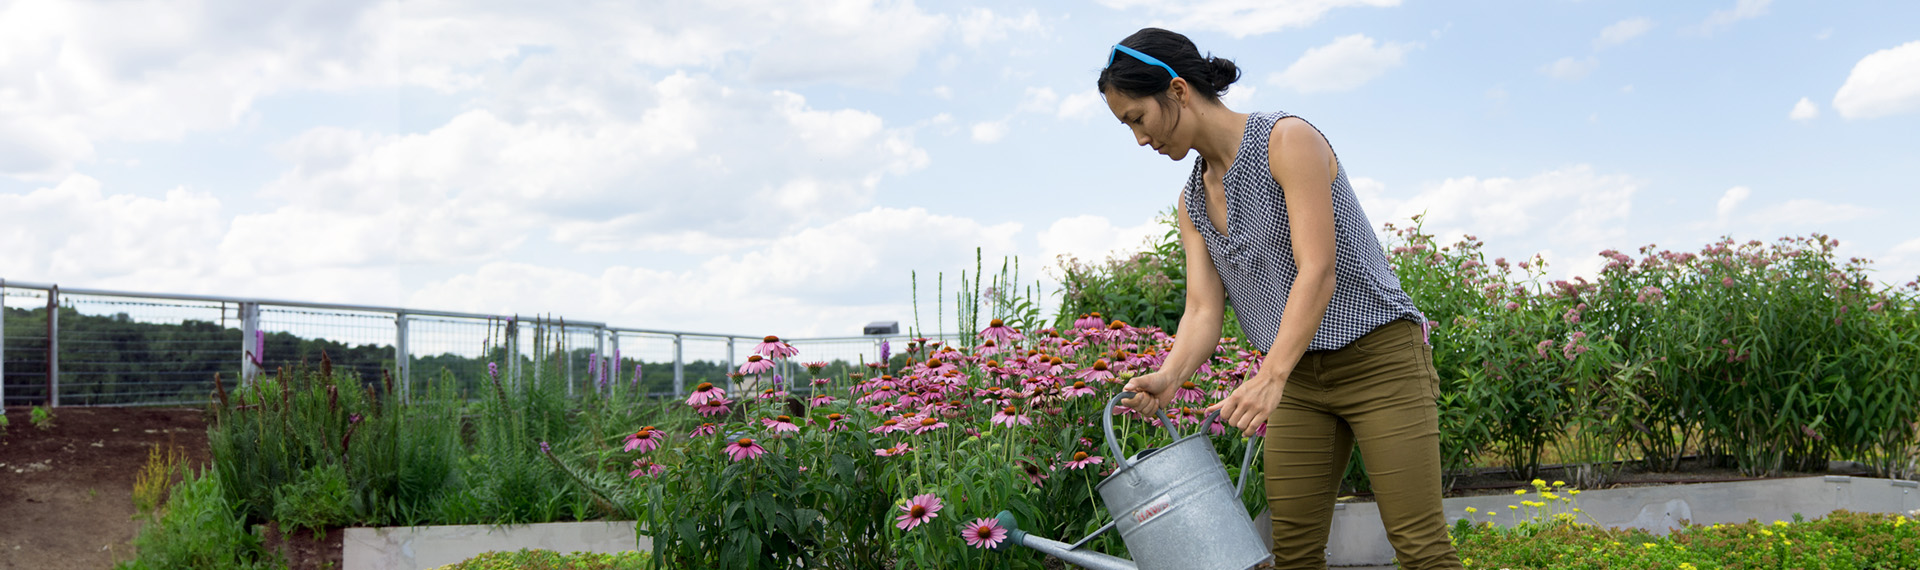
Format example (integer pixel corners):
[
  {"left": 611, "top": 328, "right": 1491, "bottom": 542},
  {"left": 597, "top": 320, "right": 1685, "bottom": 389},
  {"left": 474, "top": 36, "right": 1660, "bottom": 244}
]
[
  {"left": 343, "top": 521, "right": 645, "bottom": 570},
  {"left": 341, "top": 476, "right": 1919, "bottom": 570}
]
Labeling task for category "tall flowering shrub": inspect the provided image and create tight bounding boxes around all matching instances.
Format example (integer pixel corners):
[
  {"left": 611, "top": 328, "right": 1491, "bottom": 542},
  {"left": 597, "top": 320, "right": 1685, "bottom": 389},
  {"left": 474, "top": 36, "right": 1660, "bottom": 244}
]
[
  {"left": 599, "top": 322, "right": 1271, "bottom": 569},
  {"left": 1385, "top": 217, "right": 1920, "bottom": 481}
]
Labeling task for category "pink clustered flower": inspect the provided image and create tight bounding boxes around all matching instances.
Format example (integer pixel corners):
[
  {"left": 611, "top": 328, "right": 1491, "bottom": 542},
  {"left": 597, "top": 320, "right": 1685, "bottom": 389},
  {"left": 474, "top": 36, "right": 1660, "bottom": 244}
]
[
  {"left": 725, "top": 438, "right": 766, "bottom": 462},
  {"left": 896, "top": 493, "right": 942, "bottom": 530},
  {"left": 1063, "top": 451, "right": 1105, "bottom": 470},
  {"left": 624, "top": 426, "right": 664, "bottom": 453},
  {"left": 756, "top": 335, "right": 800, "bottom": 360},
  {"left": 961, "top": 517, "right": 1009, "bottom": 549}
]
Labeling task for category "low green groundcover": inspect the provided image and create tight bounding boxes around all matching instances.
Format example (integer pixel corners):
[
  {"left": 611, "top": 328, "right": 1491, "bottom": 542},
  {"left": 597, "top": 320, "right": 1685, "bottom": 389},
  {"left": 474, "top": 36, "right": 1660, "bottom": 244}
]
[
  {"left": 433, "top": 549, "right": 650, "bottom": 570},
  {"left": 436, "top": 511, "right": 1917, "bottom": 570},
  {"left": 1452, "top": 510, "right": 1919, "bottom": 569}
]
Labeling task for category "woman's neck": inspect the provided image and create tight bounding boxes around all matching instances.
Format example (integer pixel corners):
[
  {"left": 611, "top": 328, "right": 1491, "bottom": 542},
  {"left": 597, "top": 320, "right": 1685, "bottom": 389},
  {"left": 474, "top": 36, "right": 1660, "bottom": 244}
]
[{"left": 1190, "top": 102, "right": 1249, "bottom": 174}]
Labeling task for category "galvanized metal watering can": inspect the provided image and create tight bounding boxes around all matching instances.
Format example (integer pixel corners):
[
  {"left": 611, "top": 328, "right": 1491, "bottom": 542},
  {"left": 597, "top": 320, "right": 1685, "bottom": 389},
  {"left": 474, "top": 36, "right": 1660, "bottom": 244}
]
[{"left": 992, "top": 391, "right": 1272, "bottom": 570}]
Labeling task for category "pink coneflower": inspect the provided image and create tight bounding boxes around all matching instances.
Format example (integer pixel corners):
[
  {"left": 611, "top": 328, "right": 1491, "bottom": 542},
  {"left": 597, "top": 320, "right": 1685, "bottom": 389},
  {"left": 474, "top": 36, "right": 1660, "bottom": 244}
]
[
  {"left": 1074, "top": 313, "right": 1105, "bottom": 330},
  {"left": 1076, "top": 359, "right": 1115, "bottom": 383},
  {"left": 624, "top": 426, "right": 664, "bottom": 453},
  {"left": 991, "top": 405, "right": 1031, "bottom": 427},
  {"left": 895, "top": 494, "right": 943, "bottom": 530},
  {"left": 758, "top": 388, "right": 789, "bottom": 400},
  {"left": 739, "top": 355, "right": 775, "bottom": 375},
  {"left": 725, "top": 438, "right": 766, "bottom": 462},
  {"left": 810, "top": 376, "right": 831, "bottom": 387},
  {"left": 978, "top": 318, "right": 1024, "bottom": 344},
  {"left": 1175, "top": 380, "right": 1206, "bottom": 403},
  {"left": 1017, "top": 459, "right": 1050, "bottom": 486},
  {"left": 1062, "top": 380, "right": 1095, "bottom": 398},
  {"left": 869, "top": 418, "right": 905, "bottom": 434},
  {"left": 824, "top": 413, "right": 848, "bottom": 431},
  {"left": 974, "top": 339, "right": 1002, "bottom": 357},
  {"left": 912, "top": 416, "right": 949, "bottom": 434},
  {"left": 695, "top": 398, "right": 733, "bottom": 417},
  {"left": 1064, "top": 451, "right": 1104, "bottom": 470},
  {"left": 685, "top": 382, "right": 725, "bottom": 406},
  {"left": 689, "top": 423, "right": 718, "bottom": 438},
  {"left": 919, "top": 357, "right": 956, "bottom": 375},
  {"left": 875, "top": 442, "right": 913, "bottom": 456},
  {"left": 762, "top": 415, "right": 801, "bottom": 433},
  {"left": 628, "top": 459, "right": 664, "bottom": 479},
  {"left": 755, "top": 336, "right": 800, "bottom": 359},
  {"left": 802, "top": 361, "right": 829, "bottom": 374},
  {"left": 961, "top": 517, "right": 1009, "bottom": 549},
  {"left": 808, "top": 394, "right": 835, "bottom": 407}
]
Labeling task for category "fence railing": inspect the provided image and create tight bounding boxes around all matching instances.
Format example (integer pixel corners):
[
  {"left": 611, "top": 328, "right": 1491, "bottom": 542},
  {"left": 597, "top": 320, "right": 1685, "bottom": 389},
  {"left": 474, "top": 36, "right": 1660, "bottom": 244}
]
[{"left": 1, "top": 279, "right": 962, "bottom": 408}]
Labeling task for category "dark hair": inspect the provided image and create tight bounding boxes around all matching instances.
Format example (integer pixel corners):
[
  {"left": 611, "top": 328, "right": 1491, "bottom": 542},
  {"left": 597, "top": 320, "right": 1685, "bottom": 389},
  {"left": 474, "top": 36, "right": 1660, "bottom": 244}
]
[{"left": 1096, "top": 28, "right": 1241, "bottom": 104}]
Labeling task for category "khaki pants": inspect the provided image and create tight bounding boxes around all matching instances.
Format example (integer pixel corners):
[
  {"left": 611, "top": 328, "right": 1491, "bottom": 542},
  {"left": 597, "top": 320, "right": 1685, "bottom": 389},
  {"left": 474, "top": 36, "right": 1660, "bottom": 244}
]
[{"left": 1263, "top": 319, "right": 1462, "bottom": 569}]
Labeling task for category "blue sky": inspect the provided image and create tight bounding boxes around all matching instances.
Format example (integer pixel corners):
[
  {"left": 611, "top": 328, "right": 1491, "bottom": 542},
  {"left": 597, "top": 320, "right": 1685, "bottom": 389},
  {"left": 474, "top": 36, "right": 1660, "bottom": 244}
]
[{"left": 3, "top": 0, "right": 1917, "bottom": 337}]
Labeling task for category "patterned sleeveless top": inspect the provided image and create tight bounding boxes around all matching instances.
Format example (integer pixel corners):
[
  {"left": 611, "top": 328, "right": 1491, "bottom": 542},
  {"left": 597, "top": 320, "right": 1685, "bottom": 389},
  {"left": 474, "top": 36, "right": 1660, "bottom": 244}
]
[{"left": 1183, "top": 111, "right": 1424, "bottom": 352}]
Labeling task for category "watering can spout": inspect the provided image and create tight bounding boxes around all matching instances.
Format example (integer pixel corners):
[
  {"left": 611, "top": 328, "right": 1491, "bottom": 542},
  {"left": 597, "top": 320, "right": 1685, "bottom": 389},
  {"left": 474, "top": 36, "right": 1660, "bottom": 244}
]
[{"left": 994, "top": 511, "right": 1138, "bottom": 570}]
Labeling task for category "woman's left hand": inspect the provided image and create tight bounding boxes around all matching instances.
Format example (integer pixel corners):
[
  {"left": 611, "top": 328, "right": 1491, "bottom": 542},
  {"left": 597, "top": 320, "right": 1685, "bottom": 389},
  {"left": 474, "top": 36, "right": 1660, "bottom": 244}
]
[{"left": 1205, "top": 373, "right": 1288, "bottom": 435}]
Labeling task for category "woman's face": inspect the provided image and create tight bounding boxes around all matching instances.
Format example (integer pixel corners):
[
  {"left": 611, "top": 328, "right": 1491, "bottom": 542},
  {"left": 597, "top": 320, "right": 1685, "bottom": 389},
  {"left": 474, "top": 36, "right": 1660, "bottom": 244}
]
[{"left": 1104, "top": 86, "right": 1190, "bottom": 161}]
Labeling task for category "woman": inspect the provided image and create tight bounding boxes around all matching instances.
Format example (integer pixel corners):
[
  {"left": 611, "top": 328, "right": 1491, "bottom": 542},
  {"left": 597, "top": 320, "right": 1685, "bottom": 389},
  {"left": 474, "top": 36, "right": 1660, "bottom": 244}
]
[{"left": 1105, "top": 28, "right": 1463, "bottom": 570}]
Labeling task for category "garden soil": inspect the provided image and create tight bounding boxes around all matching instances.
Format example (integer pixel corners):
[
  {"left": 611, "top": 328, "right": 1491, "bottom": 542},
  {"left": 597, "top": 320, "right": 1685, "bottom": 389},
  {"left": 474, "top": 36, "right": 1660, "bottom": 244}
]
[{"left": 0, "top": 406, "right": 339, "bottom": 570}]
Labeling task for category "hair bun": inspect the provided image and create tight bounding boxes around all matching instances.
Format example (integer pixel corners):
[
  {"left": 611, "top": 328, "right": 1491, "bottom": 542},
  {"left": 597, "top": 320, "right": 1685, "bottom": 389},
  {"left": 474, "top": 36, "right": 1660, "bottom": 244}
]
[{"left": 1206, "top": 56, "right": 1241, "bottom": 97}]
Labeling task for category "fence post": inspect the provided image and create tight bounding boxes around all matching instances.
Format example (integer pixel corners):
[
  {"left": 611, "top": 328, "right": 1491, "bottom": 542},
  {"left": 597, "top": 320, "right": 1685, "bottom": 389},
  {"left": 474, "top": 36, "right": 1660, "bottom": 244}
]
[
  {"left": 566, "top": 325, "right": 575, "bottom": 398},
  {"left": 725, "top": 336, "right": 735, "bottom": 394},
  {"left": 239, "top": 302, "right": 260, "bottom": 386},
  {"left": 47, "top": 286, "right": 58, "bottom": 407},
  {"left": 1, "top": 279, "right": 7, "bottom": 407},
  {"left": 594, "top": 327, "right": 606, "bottom": 396},
  {"left": 672, "top": 334, "right": 684, "bottom": 397},
  {"left": 395, "top": 311, "right": 410, "bottom": 401},
  {"left": 609, "top": 332, "right": 620, "bottom": 396},
  {"left": 506, "top": 317, "right": 520, "bottom": 390}
]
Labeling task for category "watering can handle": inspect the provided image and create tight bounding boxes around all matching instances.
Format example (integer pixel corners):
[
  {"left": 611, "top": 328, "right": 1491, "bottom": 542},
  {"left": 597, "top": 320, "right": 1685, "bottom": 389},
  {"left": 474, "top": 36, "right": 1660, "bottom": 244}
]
[
  {"left": 1105, "top": 391, "right": 1185, "bottom": 462},
  {"left": 1196, "top": 409, "right": 1264, "bottom": 498}
]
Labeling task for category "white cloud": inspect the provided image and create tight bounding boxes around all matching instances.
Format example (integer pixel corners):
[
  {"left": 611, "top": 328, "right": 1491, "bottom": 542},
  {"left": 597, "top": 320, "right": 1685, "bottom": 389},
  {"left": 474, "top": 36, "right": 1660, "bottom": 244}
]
[
  {"left": 232, "top": 72, "right": 930, "bottom": 270},
  {"left": 1058, "top": 91, "right": 1106, "bottom": 120},
  {"left": 1035, "top": 215, "right": 1164, "bottom": 271},
  {"left": 1715, "top": 186, "right": 1752, "bottom": 225},
  {"left": 971, "top": 120, "right": 1009, "bottom": 143},
  {"left": 0, "top": 174, "right": 222, "bottom": 283},
  {"left": 1833, "top": 41, "right": 1920, "bottom": 119},
  {"left": 1095, "top": 0, "right": 1400, "bottom": 38},
  {"left": 1541, "top": 57, "right": 1599, "bottom": 81},
  {"left": 1019, "top": 87, "right": 1062, "bottom": 113},
  {"left": 409, "top": 207, "right": 1023, "bottom": 336},
  {"left": 956, "top": 8, "right": 1045, "bottom": 47},
  {"left": 1220, "top": 85, "right": 1259, "bottom": 109},
  {"left": 1594, "top": 18, "right": 1655, "bottom": 50},
  {"left": 1789, "top": 97, "right": 1820, "bottom": 121},
  {"left": 1269, "top": 35, "right": 1417, "bottom": 93},
  {"left": 0, "top": 0, "right": 953, "bottom": 180},
  {"left": 1691, "top": 0, "right": 1770, "bottom": 36},
  {"left": 1360, "top": 166, "right": 1640, "bottom": 279}
]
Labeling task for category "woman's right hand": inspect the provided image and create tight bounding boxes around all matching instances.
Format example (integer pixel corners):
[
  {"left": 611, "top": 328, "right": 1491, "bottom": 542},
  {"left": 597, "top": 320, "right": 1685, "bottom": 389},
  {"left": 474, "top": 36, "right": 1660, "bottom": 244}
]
[{"left": 1119, "top": 370, "right": 1178, "bottom": 417}]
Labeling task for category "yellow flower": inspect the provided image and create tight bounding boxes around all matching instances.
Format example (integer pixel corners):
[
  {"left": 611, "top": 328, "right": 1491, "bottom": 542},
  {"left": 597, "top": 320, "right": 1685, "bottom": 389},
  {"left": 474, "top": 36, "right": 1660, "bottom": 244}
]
[
  {"left": 1465, "top": 507, "right": 1477, "bottom": 514},
  {"left": 1773, "top": 520, "right": 1789, "bottom": 527},
  {"left": 1679, "top": 564, "right": 1697, "bottom": 570},
  {"left": 1508, "top": 505, "right": 1518, "bottom": 510},
  {"left": 1540, "top": 492, "right": 1559, "bottom": 500},
  {"left": 1531, "top": 478, "right": 1547, "bottom": 488},
  {"left": 1761, "top": 529, "right": 1773, "bottom": 536},
  {"left": 1553, "top": 480, "right": 1566, "bottom": 487},
  {"left": 1569, "top": 490, "right": 1581, "bottom": 496},
  {"left": 1573, "top": 508, "right": 1582, "bottom": 513},
  {"left": 1514, "top": 489, "right": 1527, "bottom": 495},
  {"left": 1642, "top": 542, "right": 1655, "bottom": 549}
]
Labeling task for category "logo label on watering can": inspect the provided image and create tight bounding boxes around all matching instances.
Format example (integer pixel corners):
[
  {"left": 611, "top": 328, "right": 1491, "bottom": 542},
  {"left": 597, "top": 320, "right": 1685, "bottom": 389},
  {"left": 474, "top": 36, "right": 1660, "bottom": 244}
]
[{"left": 1129, "top": 492, "right": 1174, "bottom": 528}]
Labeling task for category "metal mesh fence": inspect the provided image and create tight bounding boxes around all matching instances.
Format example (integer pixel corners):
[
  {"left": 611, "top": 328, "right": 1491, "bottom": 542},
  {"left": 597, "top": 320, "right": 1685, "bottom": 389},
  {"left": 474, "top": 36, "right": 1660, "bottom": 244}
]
[
  {"left": 259, "top": 306, "right": 396, "bottom": 387},
  {"left": 2, "top": 281, "right": 963, "bottom": 408},
  {"left": 55, "top": 293, "right": 240, "bottom": 407},
  {"left": 2, "top": 286, "right": 51, "bottom": 406}
]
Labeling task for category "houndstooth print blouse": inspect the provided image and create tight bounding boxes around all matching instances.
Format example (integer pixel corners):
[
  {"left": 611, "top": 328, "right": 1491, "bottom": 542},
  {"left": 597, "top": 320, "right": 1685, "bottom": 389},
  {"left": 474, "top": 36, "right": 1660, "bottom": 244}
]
[{"left": 1183, "top": 111, "right": 1424, "bottom": 352}]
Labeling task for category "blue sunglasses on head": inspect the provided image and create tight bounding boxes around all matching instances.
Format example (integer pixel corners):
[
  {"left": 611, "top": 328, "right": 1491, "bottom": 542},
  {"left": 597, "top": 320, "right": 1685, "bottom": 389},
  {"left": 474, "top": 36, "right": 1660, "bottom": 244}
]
[{"left": 1107, "top": 44, "right": 1179, "bottom": 79}]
